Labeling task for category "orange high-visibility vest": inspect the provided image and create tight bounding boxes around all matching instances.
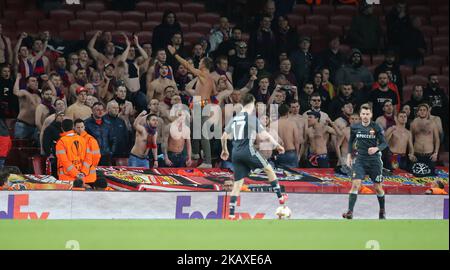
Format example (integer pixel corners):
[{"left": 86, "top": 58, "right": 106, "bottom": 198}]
[
  {"left": 55, "top": 130, "right": 91, "bottom": 181},
  {"left": 428, "top": 188, "right": 448, "bottom": 195},
  {"left": 80, "top": 131, "right": 101, "bottom": 183}
]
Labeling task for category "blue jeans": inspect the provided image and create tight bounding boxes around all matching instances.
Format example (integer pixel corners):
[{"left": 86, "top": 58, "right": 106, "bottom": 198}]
[
  {"left": 14, "top": 121, "right": 38, "bottom": 142},
  {"left": 168, "top": 151, "right": 186, "bottom": 167},
  {"left": 275, "top": 150, "right": 299, "bottom": 168},
  {"left": 128, "top": 154, "right": 150, "bottom": 168}
]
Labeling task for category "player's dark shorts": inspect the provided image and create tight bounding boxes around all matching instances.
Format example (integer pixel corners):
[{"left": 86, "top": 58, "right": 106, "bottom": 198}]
[
  {"left": 232, "top": 146, "right": 270, "bottom": 180},
  {"left": 352, "top": 155, "right": 384, "bottom": 183}
]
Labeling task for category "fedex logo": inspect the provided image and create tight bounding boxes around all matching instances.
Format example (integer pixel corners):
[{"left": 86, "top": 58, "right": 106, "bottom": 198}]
[
  {"left": 306, "top": 0, "right": 380, "bottom": 5},
  {"left": 175, "top": 195, "right": 265, "bottom": 220},
  {"left": 0, "top": 194, "right": 49, "bottom": 220}
]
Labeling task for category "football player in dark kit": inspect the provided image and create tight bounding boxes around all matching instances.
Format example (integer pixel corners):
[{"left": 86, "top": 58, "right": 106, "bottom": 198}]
[
  {"left": 221, "top": 94, "right": 288, "bottom": 219},
  {"left": 343, "top": 103, "right": 389, "bottom": 219}
]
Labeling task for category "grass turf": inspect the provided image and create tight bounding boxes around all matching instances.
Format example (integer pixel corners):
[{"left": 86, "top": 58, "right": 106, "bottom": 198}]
[{"left": 0, "top": 220, "right": 447, "bottom": 250}]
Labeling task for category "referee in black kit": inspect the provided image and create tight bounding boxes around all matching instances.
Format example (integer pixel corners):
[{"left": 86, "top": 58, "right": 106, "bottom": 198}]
[{"left": 343, "top": 103, "right": 389, "bottom": 220}]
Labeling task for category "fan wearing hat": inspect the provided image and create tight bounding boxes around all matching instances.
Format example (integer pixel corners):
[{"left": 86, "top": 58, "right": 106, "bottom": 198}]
[
  {"left": 335, "top": 49, "right": 374, "bottom": 93},
  {"left": 65, "top": 86, "right": 92, "bottom": 121},
  {"left": 289, "top": 35, "right": 313, "bottom": 88}
]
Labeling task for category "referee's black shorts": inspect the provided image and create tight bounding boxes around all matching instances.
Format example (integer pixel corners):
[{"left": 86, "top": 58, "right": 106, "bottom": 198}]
[
  {"left": 352, "top": 155, "right": 384, "bottom": 183},
  {"left": 232, "top": 146, "right": 270, "bottom": 181}
]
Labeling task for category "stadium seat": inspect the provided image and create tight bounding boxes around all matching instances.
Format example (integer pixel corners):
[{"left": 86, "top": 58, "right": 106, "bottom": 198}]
[
  {"left": 23, "top": 10, "right": 46, "bottom": 20},
  {"left": 69, "top": 20, "right": 92, "bottom": 32},
  {"left": 38, "top": 19, "right": 60, "bottom": 33},
  {"left": 183, "top": 32, "right": 204, "bottom": 44},
  {"left": 362, "top": 54, "right": 371, "bottom": 65},
  {"left": 335, "top": 5, "right": 357, "bottom": 16},
  {"left": 61, "top": 2, "right": 84, "bottom": 12},
  {"left": 400, "top": 65, "right": 414, "bottom": 78},
  {"left": 423, "top": 55, "right": 446, "bottom": 67},
  {"left": 329, "top": 15, "right": 352, "bottom": 28},
  {"left": 438, "top": 26, "right": 449, "bottom": 35},
  {"left": 406, "top": 75, "right": 428, "bottom": 86},
  {"left": 136, "top": 31, "right": 153, "bottom": 44},
  {"left": 297, "top": 24, "right": 319, "bottom": 37},
  {"left": 433, "top": 36, "right": 449, "bottom": 48},
  {"left": 437, "top": 5, "right": 448, "bottom": 16},
  {"left": 85, "top": 1, "right": 106, "bottom": 12},
  {"left": 179, "top": 22, "right": 189, "bottom": 33},
  {"left": 311, "top": 36, "right": 327, "bottom": 53},
  {"left": 50, "top": 9, "right": 75, "bottom": 22},
  {"left": 293, "top": 4, "right": 311, "bottom": 15},
  {"left": 122, "top": 11, "right": 146, "bottom": 22},
  {"left": 311, "top": 5, "right": 334, "bottom": 16},
  {"left": 76, "top": 10, "right": 98, "bottom": 21},
  {"left": 112, "top": 31, "right": 132, "bottom": 43},
  {"left": 372, "top": 55, "right": 385, "bottom": 66},
  {"left": 419, "top": 25, "right": 437, "bottom": 38},
  {"left": 437, "top": 75, "right": 449, "bottom": 89},
  {"left": 113, "top": 158, "right": 129, "bottom": 166},
  {"left": 116, "top": 21, "right": 141, "bottom": 32},
  {"left": 430, "top": 16, "right": 448, "bottom": 27},
  {"left": 182, "top": 3, "right": 206, "bottom": 14},
  {"left": 415, "top": 65, "right": 440, "bottom": 76},
  {"left": 368, "top": 65, "right": 377, "bottom": 75},
  {"left": 286, "top": 14, "right": 303, "bottom": 26},
  {"left": 197, "top": 13, "right": 221, "bottom": 25},
  {"left": 176, "top": 12, "right": 196, "bottom": 24},
  {"left": 135, "top": 1, "right": 156, "bottom": 12},
  {"left": 433, "top": 46, "right": 449, "bottom": 57},
  {"left": 30, "top": 155, "right": 45, "bottom": 175},
  {"left": 409, "top": 5, "right": 431, "bottom": 16},
  {"left": 339, "top": 44, "right": 351, "bottom": 57},
  {"left": 59, "top": 30, "right": 84, "bottom": 41},
  {"left": 402, "top": 84, "right": 415, "bottom": 101},
  {"left": 100, "top": 10, "right": 122, "bottom": 21},
  {"left": 304, "top": 15, "right": 328, "bottom": 28},
  {"left": 443, "top": 66, "right": 449, "bottom": 75},
  {"left": 157, "top": 1, "right": 181, "bottom": 12},
  {"left": 142, "top": 21, "right": 160, "bottom": 31},
  {"left": 324, "top": 25, "right": 343, "bottom": 37},
  {"left": 189, "top": 22, "right": 212, "bottom": 33},
  {"left": 147, "top": 12, "right": 164, "bottom": 22},
  {"left": 92, "top": 20, "right": 116, "bottom": 31},
  {"left": 16, "top": 20, "right": 39, "bottom": 33}
]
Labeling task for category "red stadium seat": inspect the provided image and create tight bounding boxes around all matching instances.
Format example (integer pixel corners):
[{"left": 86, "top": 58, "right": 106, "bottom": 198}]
[
  {"left": 38, "top": 19, "right": 60, "bottom": 33},
  {"left": 116, "top": 21, "right": 141, "bottom": 33},
  {"left": 416, "top": 65, "right": 440, "bottom": 77},
  {"left": 437, "top": 5, "right": 448, "bottom": 16},
  {"left": 368, "top": 65, "right": 377, "bottom": 75},
  {"left": 286, "top": 14, "right": 303, "bottom": 26},
  {"left": 293, "top": 4, "right": 311, "bottom": 15},
  {"left": 430, "top": 16, "right": 448, "bottom": 27},
  {"left": 335, "top": 5, "right": 357, "bottom": 16},
  {"left": 324, "top": 25, "right": 343, "bottom": 37},
  {"left": 339, "top": 44, "right": 351, "bottom": 57},
  {"left": 182, "top": 3, "right": 206, "bottom": 14},
  {"left": 438, "top": 152, "right": 449, "bottom": 167},
  {"left": 176, "top": 12, "right": 196, "bottom": 24},
  {"left": 142, "top": 21, "right": 160, "bottom": 31},
  {"left": 433, "top": 36, "right": 449, "bottom": 48},
  {"left": 122, "top": 11, "right": 146, "bottom": 22},
  {"left": 112, "top": 31, "right": 132, "bottom": 43},
  {"left": 400, "top": 65, "right": 414, "bottom": 79},
  {"left": 437, "top": 75, "right": 449, "bottom": 89},
  {"left": 113, "top": 158, "right": 129, "bottom": 166},
  {"left": 50, "top": 9, "right": 75, "bottom": 22},
  {"left": 311, "top": 36, "right": 327, "bottom": 54},
  {"left": 362, "top": 54, "right": 371, "bottom": 65},
  {"left": 61, "top": 2, "right": 84, "bottom": 12},
  {"left": 76, "top": 10, "right": 98, "bottom": 21},
  {"left": 23, "top": 10, "right": 46, "bottom": 20},
  {"left": 16, "top": 20, "right": 39, "bottom": 33},
  {"left": 147, "top": 12, "right": 164, "bottom": 22},
  {"left": 179, "top": 22, "right": 189, "bottom": 33},
  {"left": 402, "top": 84, "right": 414, "bottom": 101},
  {"left": 438, "top": 26, "right": 449, "bottom": 35},
  {"left": 135, "top": 1, "right": 156, "bottom": 12},
  {"left": 92, "top": 20, "right": 116, "bottom": 31},
  {"left": 30, "top": 155, "right": 45, "bottom": 175},
  {"left": 100, "top": 11, "right": 122, "bottom": 21},
  {"left": 197, "top": 13, "right": 221, "bottom": 25},
  {"left": 85, "top": 1, "right": 106, "bottom": 12},
  {"left": 189, "top": 22, "right": 212, "bottom": 33},
  {"left": 406, "top": 75, "right": 428, "bottom": 86},
  {"left": 423, "top": 55, "right": 446, "bottom": 67},
  {"left": 443, "top": 66, "right": 449, "bottom": 75},
  {"left": 69, "top": 20, "right": 92, "bottom": 32},
  {"left": 157, "top": 1, "right": 181, "bottom": 13},
  {"left": 297, "top": 24, "right": 319, "bottom": 37},
  {"left": 183, "top": 32, "right": 204, "bottom": 44},
  {"left": 372, "top": 55, "right": 385, "bottom": 66},
  {"left": 419, "top": 25, "right": 437, "bottom": 38},
  {"left": 136, "top": 31, "right": 153, "bottom": 44},
  {"left": 304, "top": 15, "right": 328, "bottom": 28},
  {"left": 409, "top": 5, "right": 431, "bottom": 16},
  {"left": 59, "top": 30, "right": 84, "bottom": 41},
  {"left": 434, "top": 46, "right": 449, "bottom": 57},
  {"left": 312, "top": 5, "right": 334, "bottom": 16},
  {"left": 329, "top": 15, "right": 352, "bottom": 28}
]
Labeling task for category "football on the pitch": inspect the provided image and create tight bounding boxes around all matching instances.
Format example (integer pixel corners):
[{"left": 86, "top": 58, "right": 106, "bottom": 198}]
[{"left": 275, "top": 205, "right": 292, "bottom": 219}]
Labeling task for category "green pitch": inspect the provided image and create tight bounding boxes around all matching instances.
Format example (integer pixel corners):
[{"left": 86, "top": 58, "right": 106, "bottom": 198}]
[{"left": 0, "top": 220, "right": 448, "bottom": 250}]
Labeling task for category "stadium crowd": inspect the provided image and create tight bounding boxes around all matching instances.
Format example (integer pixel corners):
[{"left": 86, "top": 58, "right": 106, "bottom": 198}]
[{"left": 0, "top": 0, "right": 448, "bottom": 185}]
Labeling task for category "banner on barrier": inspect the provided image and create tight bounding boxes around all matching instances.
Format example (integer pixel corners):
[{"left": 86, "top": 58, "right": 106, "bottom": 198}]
[{"left": 0, "top": 191, "right": 448, "bottom": 220}]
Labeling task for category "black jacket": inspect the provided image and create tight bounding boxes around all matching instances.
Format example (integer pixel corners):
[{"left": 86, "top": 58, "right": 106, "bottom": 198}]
[
  {"left": 103, "top": 114, "right": 130, "bottom": 157},
  {"left": 85, "top": 116, "right": 115, "bottom": 156},
  {"left": 424, "top": 85, "right": 449, "bottom": 121},
  {"left": 42, "top": 120, "right": 62, "bottom": 157},
  {"left": 328, "top": 93, "right": 357, "bottom": 121},
  {"left": 374, "top": 61, "right": 404, "bottom": 99}
]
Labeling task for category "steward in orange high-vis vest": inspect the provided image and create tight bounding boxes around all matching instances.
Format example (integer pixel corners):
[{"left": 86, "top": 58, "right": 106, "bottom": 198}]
[
  {"left": 55, "top": 119, "right": 92, "bottom": 182},
  {"left": 74, "top": 119, "right": 100, "bottom": 184}
]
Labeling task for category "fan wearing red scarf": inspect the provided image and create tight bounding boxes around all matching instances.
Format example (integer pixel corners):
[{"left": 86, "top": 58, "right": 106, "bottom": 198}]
[{"left": 128, "top": 110, "right": 159, "bottom": 168}]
